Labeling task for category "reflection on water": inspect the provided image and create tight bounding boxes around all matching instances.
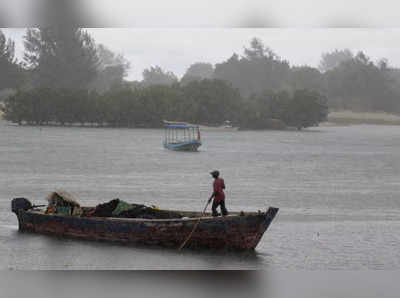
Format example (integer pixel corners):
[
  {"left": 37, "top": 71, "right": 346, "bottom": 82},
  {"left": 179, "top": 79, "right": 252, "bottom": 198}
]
[
  {"left": 4, "top": 228, "right": 265, "bottom": 270},
  {"left": 1, "top": 120, "right": 400, "bottom": 269},
  {"left": 2, "top": 270, "right": 399, "bottom": 298}
]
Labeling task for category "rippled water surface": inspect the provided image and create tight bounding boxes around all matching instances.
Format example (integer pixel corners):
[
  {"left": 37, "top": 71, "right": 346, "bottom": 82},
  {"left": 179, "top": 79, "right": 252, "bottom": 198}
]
[{"left": 1, "top": 120, "right": 400, "bottom": 269}]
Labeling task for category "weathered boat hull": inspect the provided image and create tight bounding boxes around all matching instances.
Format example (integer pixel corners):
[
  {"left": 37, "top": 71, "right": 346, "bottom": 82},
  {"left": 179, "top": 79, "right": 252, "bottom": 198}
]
[{"left": 12, "top": 201, "right": 278, "bottom": 250}]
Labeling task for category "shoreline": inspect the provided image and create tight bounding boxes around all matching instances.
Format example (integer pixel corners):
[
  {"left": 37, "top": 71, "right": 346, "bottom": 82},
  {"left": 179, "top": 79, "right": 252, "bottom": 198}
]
[
  {"left": 2, "top": 110, "right": 400, "bottom": 129},
  {"left": 327, "top": 110, "right": 400, "bottom": 126}
]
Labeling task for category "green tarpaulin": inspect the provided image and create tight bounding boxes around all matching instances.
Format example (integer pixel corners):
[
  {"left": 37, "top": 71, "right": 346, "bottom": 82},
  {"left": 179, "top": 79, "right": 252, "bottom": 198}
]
[{"left": 112, "top": 200, "right": 136, "bottom": 216}]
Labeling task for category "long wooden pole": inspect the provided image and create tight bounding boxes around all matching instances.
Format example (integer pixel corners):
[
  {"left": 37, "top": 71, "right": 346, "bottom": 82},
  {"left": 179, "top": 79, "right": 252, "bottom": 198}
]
[{"left": 179, "top": 200, "right": 210, "bottom": 250}]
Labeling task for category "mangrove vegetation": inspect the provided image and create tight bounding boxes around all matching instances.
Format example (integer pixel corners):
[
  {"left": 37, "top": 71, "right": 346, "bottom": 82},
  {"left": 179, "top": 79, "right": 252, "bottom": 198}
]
[{"left": 1, "top": 28, "right": 399, "bottom": 129}]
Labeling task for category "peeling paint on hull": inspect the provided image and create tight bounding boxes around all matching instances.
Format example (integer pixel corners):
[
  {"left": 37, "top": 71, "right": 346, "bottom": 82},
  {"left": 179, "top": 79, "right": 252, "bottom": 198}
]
[{"left": 15, "top": 208, "right": 278, "bottom": 250}]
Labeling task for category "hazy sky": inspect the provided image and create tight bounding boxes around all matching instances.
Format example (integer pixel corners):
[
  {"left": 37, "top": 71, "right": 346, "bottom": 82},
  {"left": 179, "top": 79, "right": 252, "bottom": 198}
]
[
  {"left": 3, "top": 28, "right": 400, "bottom": 81},
  {"left": 2, "top": 1, "right": 399, "bottom": 27}
]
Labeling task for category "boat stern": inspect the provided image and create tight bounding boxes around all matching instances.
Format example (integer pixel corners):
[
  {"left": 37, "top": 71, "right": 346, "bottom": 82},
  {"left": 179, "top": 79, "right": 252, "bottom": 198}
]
[
  {"left": 11, "top": 198, "right": 33, "bottom": 231},
  {"left": 11, "top": 198, "right": 32, "bottom": 214}
]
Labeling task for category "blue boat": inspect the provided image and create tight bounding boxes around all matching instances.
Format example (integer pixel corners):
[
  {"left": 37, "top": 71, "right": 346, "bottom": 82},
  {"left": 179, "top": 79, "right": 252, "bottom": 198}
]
[{"left": 163, "top": 121, "right": 202, "bottom": 151}]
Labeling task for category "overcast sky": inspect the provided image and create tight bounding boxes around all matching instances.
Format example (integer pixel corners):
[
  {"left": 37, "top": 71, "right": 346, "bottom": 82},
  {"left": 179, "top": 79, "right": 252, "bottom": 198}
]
[{"left": 3, "top": 28, "right": 400, "bottom": 81}]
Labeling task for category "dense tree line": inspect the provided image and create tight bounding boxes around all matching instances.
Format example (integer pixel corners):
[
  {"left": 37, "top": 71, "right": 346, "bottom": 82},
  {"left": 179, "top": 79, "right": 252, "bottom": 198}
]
[
  {"left": 142, "top": 66, "right": 178, "bottom": 87},
  {"left": 180, "top": 62, "right": 214, "bottom": 85},
  {"left": 1, "top": 80, "right": 327, "bottom": 130},
  {"left": 2, "top": 29, "right": 398, "bottom": 130},
  {"left": 214, "top": 38, "right": 291, "bottom": 97},
  {"left": 238, "top": 89, "right": 327, "bottom": 130},
  {"left": 324, "top": 52, "right": 400, "bottom": 112},
  {"left": 211, "top": 41, "right": 400, "bottom": 114},
  {"left": 0, "top": 28, "right": 129, "bottom": 93},
  {"left": 23, "top": 27, "right": 99, "bottom": 89}
]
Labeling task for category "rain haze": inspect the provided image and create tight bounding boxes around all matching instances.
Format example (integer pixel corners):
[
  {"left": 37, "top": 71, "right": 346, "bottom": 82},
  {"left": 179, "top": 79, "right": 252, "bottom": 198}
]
[
  {"left": 3, "top": 28, "right": 400, "bottom": 80},
  {"left": 1, "top": 1, "right": 400, "bottom": 298}
]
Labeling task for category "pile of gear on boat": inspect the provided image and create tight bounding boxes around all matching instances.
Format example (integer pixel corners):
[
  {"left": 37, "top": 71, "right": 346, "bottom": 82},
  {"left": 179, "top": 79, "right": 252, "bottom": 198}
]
[{"left": 44, "top": 191, "right": 184, "bottom": 219}]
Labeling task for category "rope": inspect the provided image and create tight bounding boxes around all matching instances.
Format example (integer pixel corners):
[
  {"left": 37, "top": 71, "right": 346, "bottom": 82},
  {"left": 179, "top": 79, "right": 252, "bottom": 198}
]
[{"left": 179, "top": 200, "right": 210, "bottom": 250}]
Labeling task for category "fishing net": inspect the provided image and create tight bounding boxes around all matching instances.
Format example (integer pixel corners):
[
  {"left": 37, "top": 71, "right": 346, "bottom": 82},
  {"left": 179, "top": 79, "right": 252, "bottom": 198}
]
[
  {"left": 46, "top": 190, "right": 80, "bottom": 207},
  {"left": 46, "top": 190, "right": 80, "bottom": 215},
  {"left": 112, "top": 200, "right": 137, "bottom": 216}
]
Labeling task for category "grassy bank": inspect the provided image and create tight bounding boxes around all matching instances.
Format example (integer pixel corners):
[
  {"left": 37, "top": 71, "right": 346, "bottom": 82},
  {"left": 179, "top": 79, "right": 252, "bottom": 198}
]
[{"left": 327, "top": 110, "right": 400, "bottom": 125}]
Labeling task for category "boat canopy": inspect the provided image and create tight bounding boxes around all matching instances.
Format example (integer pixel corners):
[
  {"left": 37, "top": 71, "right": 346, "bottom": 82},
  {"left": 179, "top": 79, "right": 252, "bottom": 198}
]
[
  {"left": 163, "top": 121, "right": 200, "bottom": 146},
  {"left": 164, "top": 123, "right": 195, "bottom": 129}
]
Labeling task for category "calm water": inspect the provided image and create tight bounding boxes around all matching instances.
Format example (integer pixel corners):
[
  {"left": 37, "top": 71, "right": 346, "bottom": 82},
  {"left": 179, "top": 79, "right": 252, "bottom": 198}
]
[{"left": 1, "top": 120, "right": 400, "bottom": 269}]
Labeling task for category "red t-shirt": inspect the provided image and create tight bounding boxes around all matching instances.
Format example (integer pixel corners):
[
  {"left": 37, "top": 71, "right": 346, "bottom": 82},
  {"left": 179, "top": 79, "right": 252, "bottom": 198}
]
[{"left": 213, "top": 178, "right": 225, "bottom": 202}]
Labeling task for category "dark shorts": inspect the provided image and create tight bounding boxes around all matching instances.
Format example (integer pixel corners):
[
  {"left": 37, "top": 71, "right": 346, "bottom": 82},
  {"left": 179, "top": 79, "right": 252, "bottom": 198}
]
[{"left": 212, "top": 200, "right": 228, "bottom": 216}]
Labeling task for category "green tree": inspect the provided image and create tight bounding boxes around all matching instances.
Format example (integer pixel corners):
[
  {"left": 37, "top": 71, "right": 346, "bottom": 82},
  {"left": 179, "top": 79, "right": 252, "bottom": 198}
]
[
  {"left": 1, "top": 90, "right": 26, "bottom": 124},
  {"left": 284, "top": 89, "right": 328, "bottom": 130},
  {"left": 182, "top": 79, "right": 242, "bottom": 125},
  {"left": 2, "top": 88, "right": 56, "bottom": 125},
  {"left": 142, "top": 66, "right": 178, "bottom": 87},
  {"left": 214, "top": 38, "right": 291, "bottom": 97},
  {"left": 290, "top": 66, "right": 324, "bottom": 93},
  {"left": 238, "top": 90, "right": 290, "bottom": 130},
  {"left": 0, "top": 30, "right": 23, "bottom": 90},
  {"left": 243, "top": 37, "right": 278, "bottom": 60},
  {"left": 324, "top": 51, "right": 397, "bottom": 112},
  {"left": 181, "top": 62, "right": 214, "bottom": 85},
  {"left": 90, "top": 44, "right": 130, "bottom": 93},
  {"left": 23, "top": 27, "right": 99, "bottom": 89},
  {"left": 319, "top": 49, "right": 353, "bottom": 72}
]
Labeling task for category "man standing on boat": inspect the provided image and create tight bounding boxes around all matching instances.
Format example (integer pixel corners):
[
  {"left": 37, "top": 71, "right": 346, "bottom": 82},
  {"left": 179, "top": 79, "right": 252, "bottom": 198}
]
[{"left": 208, "top": 170, "right": 228, "bottom": 216}]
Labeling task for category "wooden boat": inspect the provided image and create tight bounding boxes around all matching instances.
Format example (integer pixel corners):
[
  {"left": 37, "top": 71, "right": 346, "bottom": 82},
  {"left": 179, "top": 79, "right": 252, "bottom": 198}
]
[
  {"left": 163, "top": 121, "right": 201, "bottom": 151},
  {"left": 11, "top": 197, "right": 278, "bottom": 250}
]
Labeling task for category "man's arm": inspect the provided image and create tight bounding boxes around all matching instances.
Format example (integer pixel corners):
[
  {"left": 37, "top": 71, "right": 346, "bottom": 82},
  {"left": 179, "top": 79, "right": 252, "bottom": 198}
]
[{"left": 208, "top": 180, "right": 217, "bottom": 203}]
